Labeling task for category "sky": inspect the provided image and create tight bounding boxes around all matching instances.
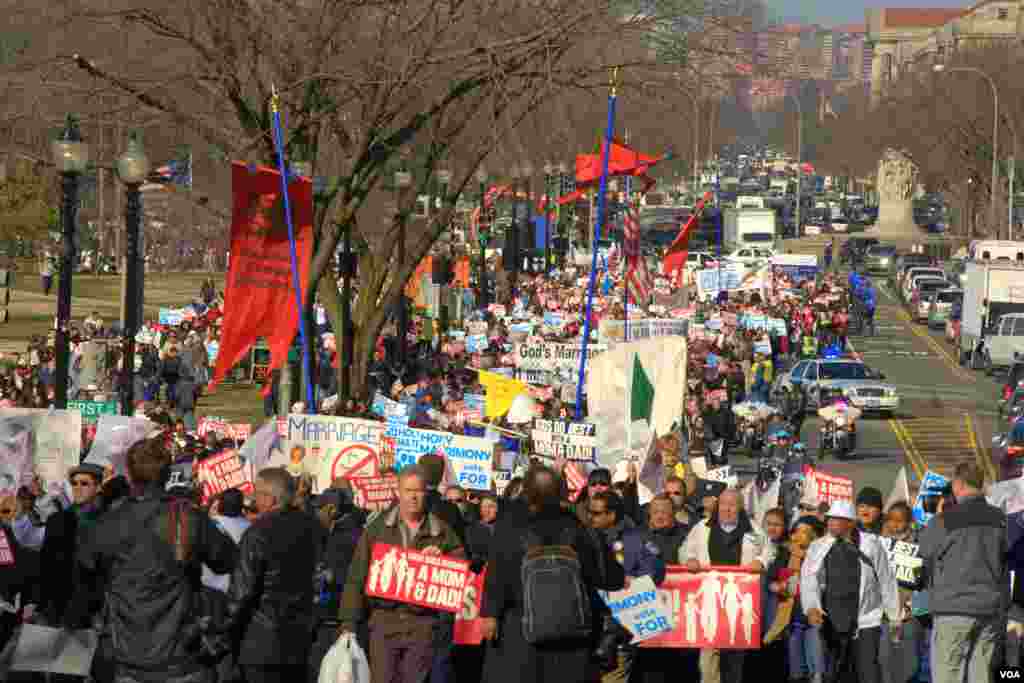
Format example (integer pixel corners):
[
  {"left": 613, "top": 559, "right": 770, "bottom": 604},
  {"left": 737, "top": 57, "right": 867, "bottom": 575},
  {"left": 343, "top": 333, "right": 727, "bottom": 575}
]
[{"left": 765, "top": 0, "right": 968, "bottom": 26}]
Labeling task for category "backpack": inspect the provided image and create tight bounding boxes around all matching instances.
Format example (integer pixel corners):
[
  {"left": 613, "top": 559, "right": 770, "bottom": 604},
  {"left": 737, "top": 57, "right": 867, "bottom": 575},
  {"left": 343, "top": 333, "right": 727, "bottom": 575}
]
[{"left": 521, "top": 525, "right": 592, "bottom": 644}]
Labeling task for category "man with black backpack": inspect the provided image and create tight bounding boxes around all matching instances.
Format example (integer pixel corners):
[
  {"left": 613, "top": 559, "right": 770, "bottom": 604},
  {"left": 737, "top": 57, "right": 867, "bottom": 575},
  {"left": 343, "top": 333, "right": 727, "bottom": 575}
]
[
  {"left": 479, "top": 465, "right": 624, "bottom": 683},
  {"left": 66, "top": 437, "right": 238, "bottom": 683}
]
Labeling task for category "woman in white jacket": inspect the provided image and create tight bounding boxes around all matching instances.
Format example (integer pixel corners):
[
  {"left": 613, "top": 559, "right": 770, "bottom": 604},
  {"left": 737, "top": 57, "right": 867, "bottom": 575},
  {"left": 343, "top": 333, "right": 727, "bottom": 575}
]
[{"left": 799, "top": 500, "right": 900, "bottom": 683}]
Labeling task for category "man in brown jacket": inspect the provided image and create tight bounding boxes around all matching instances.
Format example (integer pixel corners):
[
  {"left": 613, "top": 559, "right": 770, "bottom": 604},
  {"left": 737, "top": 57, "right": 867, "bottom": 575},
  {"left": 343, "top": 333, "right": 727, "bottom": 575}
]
[{"left": 339, "top": 463, "right": 464, "bottom": 683}]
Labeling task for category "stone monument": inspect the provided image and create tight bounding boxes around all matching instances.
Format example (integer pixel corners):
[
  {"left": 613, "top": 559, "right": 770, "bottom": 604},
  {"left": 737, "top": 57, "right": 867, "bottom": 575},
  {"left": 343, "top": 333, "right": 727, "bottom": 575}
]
[{"left": 874, "top": 149, "right": 919, "bottom": 240}]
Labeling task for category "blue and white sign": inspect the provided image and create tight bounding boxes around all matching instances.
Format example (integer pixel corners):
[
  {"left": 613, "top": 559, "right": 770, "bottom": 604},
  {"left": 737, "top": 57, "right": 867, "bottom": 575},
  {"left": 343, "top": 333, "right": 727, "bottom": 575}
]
[
  {"left": 159, "top": 308, "right": 185, "bottom": 326},
  {"left": 913, "top": 470, "right": 949, "bottom": 525},
  {"left": 386, "top": 422, "right": 494, "bottom": 490},
  {"left": 600, "top": 575, "right": 673, "bottom": 643},
  {"left": 466, "top": 334, "right": 488, "bottom": 353}
]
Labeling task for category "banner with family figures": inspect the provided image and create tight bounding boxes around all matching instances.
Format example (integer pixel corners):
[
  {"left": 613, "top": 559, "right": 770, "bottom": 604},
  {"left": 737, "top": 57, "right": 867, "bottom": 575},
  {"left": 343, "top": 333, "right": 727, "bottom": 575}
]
[
  {"left": 640, "top": 566, "right": 762, "bottom": 650},
  {"left": 365, "top": 544, "right": 472, "bottom": 613},
  {"left": 0, "top": 408, "right": 82, "bottom": 496}
]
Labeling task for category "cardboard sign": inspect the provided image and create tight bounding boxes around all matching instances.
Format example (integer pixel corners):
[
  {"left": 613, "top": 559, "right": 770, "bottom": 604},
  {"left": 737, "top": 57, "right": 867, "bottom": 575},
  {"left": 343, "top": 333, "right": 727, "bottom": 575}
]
[
  {"left": 348, "top": 475, "right": 398, "bottom": 512},
  {"left": 704, "top": 465, "right": 738, "bottom": 488},
  {"left": 453, "top": 569, "right": 488, "bottom": 644},
  {"left": 195, "top": 450, "right": 254, "bottom": 504},
  {"left": 531, "top": 419, "right": 597, "bottom": 462},
  {"left": 879, "top": 537, "right": 923, "bottom": 588},
  {"left": 282, "top": 415, "right": 387, "bottom": 493},
  {"left": 365, "top": 544, "right": 471, "bottom": 613},
  {"left": 803, "top": 465, "right": 853, "bottom": 505},
  {"left": 640, "top": 566, "right": 762, "bottom": 650},
  {"left": 67, "top": 400, "right": 119, "bottom": 425},
  {"left": 599, "top": 319, "right": 689, "bottom": 344},
  {"left": 600, "top": 575, "right": 674, "bottom": 643},
  {"left": 386, "top": 423, "right": 493, "bottom": 490}
]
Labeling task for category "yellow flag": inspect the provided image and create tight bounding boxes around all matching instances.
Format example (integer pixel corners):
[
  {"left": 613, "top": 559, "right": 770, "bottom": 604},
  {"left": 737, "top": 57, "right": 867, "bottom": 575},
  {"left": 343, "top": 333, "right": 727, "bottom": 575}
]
[{"left": 478, "top": 370, "right": 528, "bottom": 418}]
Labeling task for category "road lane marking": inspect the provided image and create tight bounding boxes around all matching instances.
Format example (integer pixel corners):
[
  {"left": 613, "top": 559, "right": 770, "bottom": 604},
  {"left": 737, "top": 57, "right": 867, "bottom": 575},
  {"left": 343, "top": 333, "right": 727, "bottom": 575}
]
[{"left": 889, "top": 418, "right": 925, "bottom": 480}]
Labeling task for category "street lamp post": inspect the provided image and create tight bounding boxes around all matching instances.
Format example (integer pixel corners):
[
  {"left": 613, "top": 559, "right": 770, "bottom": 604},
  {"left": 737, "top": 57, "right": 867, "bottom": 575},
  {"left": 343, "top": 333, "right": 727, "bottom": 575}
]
[
  {"left": 521, "top": 160, "right": 534, "bottom": 276},
  {"left": 51, "top": 115, "right": 89, "bottom": 410},
  {"left": 557, "top": 161, "right": 569, "bottom": 268},
  {"left": 788, "top": 92, "right": 804, "bottom": 237},
  {"left": 115, "top": 131, "right": 149, "bottom": 416},
  {"left": 934, "top": 63, "right": 1000, "bottom": 234},
  {"left": 436, "top": 167, "right": 452, "bottom": 328},
  {"left": 475, "top": 167, "right": 488, "bottom": 307},
  {"left": 543, "top": 161, "right": 554, "bottom": 274},
  {"left": 509, "top": 164, "right": 522, "bottom": 303},
  {"left": 395, "top": 168, "right": 413, "bottom": 364}
]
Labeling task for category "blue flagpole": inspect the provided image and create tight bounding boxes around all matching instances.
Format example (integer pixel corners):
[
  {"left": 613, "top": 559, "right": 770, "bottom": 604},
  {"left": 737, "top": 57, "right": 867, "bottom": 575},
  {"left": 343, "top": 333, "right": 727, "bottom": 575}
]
[
  {"left": 575, "top": 70, "right": 619, "bottom": 418},
  {"left": 269, "top": 86, "right": 315, "bottom": 413}
]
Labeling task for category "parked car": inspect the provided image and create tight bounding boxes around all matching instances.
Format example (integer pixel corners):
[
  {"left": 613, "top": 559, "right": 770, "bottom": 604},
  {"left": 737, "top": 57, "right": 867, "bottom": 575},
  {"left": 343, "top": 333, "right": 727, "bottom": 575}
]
[
  {"left": 889, "top": 253, "right": 933, "bottom": 290},
  {"left": 726, "top": 247, "right": 774, "bottom": 266},
  {"left": 927, "top": 288, "right": 963, "bottom": 329},
  {"left": 900, "top": 268, "right": 946, "bottom": 301},
  {"left": 908, "top": 278, "right": 951, "bottom": 321},
  {"left": 864, "top": 245, "right": 898, "bottom": 274}
]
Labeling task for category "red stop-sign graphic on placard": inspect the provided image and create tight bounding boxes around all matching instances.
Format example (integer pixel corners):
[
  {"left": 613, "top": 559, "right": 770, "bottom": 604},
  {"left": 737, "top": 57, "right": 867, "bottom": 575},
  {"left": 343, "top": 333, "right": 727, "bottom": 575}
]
[{"left": 330, "top": 444, "right": 380, "bottom": 482}]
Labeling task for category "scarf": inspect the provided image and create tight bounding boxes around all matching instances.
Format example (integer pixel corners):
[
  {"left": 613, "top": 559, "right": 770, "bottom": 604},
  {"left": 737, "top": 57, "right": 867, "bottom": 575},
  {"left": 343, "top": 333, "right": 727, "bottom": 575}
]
[{"left": 708, "top": 512, "right": 752, "bottom": 566}]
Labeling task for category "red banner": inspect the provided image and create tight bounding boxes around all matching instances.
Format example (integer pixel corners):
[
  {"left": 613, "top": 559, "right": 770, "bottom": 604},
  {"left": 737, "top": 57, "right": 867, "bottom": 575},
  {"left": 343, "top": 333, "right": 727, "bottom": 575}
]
[
  {"left": 197, "top": 418, "right": 252, "bottom": 442},
  {"left": 365, "top": 544, "right": 471, "bottom": 613},
  {"left": 453, "top": 569, "right": 488, "bottom": 645},
  {"left": 349, "top": 475, "right": 398, "bottom": 511},
  {"left": 211, "top": 162, "right": 313, "bottom": 388},
  {"left": 640, "top": 566, "right": 762, "bottom": 650},
  {"left": 804, "top": 465, "right": 853, "bottom": 505},
  {"left": 196, "top": 449, "right": 254, "bottom": 504}
]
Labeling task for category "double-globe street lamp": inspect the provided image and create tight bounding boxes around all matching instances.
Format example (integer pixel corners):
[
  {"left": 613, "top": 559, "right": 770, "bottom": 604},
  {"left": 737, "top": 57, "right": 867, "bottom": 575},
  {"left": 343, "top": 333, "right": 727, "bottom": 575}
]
[
  {"left": 394, "top": 167, "right": 414, "bottom": 364},
  {"left": 51, "top": 115, "right": 89, "bottom": 409},
  {"left": 115, "top": 132, "right": 150, "bottom": 415},
  {"left": 475, "top": 166, "right": 489, "bottom": 307}
]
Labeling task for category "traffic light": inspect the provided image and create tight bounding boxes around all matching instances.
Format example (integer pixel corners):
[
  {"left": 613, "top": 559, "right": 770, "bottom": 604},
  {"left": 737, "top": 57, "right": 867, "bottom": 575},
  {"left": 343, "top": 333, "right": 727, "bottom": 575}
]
[{"left": 0, "top": 269, "right": 9, "bottom": 324}]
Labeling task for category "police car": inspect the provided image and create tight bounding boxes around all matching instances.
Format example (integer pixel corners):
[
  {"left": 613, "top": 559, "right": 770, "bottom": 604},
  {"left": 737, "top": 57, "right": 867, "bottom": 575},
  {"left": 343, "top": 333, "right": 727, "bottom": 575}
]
[{"left": 773, "top": 355, "right": 900, "bottom": 414}]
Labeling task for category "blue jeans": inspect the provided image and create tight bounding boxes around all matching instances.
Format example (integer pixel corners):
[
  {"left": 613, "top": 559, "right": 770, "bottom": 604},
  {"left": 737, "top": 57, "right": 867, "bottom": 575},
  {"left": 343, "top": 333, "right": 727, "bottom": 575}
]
[{"left": 788, "top": 621, "right": 826, "bottom": 677}]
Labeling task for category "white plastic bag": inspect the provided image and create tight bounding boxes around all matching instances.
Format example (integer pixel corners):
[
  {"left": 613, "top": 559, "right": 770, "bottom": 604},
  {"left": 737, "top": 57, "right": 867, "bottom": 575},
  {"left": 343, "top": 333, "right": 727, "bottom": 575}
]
[{"left": 319, "top": 632, "right": 371, "bottom": 683}]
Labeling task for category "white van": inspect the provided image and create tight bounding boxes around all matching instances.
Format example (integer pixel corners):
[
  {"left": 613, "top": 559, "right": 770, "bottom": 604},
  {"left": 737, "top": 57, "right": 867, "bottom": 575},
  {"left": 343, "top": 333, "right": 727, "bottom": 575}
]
[{"left": 968, "top": 240, "right": 1024, "bottom": 262}]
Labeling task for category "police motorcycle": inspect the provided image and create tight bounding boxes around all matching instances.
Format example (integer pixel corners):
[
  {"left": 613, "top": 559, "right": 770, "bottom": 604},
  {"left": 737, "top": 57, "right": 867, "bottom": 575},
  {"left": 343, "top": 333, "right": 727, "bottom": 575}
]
[{"left": 816, "top": 387, "right": 860, "bottom": 459}]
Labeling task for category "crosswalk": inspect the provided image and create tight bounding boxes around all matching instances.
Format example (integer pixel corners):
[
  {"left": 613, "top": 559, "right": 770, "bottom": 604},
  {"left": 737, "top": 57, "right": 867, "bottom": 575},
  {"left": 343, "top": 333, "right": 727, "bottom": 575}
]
[{"left": 890, "top": 413, "right": 991, "bottom": 481}]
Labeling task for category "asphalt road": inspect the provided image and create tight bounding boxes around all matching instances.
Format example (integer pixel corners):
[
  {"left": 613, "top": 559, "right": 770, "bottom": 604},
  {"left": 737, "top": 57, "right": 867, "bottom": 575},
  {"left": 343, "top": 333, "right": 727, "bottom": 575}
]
[{"left": 763, "top": 236, "right": 1001, "bottom": 500}]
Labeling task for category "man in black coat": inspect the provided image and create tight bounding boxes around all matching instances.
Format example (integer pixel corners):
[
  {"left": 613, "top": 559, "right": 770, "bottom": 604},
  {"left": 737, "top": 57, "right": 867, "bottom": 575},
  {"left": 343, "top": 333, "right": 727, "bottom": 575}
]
[
  {"left": 479, "top": 466, "right": 624, "bottom": 683},
  {"left": 222, "top": 467, "right": 324, "bottom": 683},
  {"left": 39, "top": 463, "right": 105, "bottom": 625},
  {"left": 68, "top": 439, "right": 238, "bottom": 683},
  {"left": 417, "top": 454, "right": 467, "bottom": 546}
]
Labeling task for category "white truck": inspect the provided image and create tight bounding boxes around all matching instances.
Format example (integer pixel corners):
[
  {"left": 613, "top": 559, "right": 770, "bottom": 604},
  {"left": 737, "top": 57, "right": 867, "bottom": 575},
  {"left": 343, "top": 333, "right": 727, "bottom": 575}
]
[
  {"left": 736, "top": 195, "right": 765, "bottom": 209},
  {"left": 960, "top": 260, "right": 1024, "bottom": 369},
  {"left": 723, "top": 208, "right": 777, "bottom": 252}
]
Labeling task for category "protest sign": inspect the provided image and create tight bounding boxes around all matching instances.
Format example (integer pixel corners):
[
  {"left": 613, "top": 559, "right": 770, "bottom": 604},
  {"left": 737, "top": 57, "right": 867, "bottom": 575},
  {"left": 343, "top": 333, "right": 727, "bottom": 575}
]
[
  {"left": 10, "top": 625, "right": 98, "bottom": 676},
  {"left": 462, "top": 394, "right": 484, "bottom": 421},
  {"left": 879, "top": 537, "right": 923, "bottom": 589},
  {"left": 386, "top": 423, "right": 493, "bottom": 490},
  {"left": 453, "top": 569, "right": 488, "bottom": 645},
  {"left": 0, "top": 408, "right": 82, "bottom": 496},
  {"left": 365, "top": 544, "right": 471, "bottom": 613},
  {"left": 166, "top": 462, "right": 193, "bottom": 492},
  {"left": 466, "top": 334, "right": 488, "bottom": 354},
  {"left": 600, "top": 575, "right": 674, "bottom": 643},
  {"left": 640, "top": 566, "right": 762, "bottom": 649},
  {"left": 67, "top": 400, "right": 119, "bottom": 425},
  {"left": 278, "top": 414, "right": 387, "bottom": 492},
  {"left": 85, "top": 415, "right": 155, "bottom": 475},
  {"left": 370, "top": 393, "right": 407, "bottom": 419},
  {"left": 158, "top": 308, "right": 185, "bottom": 325},
  {"left": 599, "top": 319, "right": 690, "bottom": 344},
  {"left": 695, "top": 264, "right": 745, "bottom": 299},
  {"left": 802, "top": 466, "right": 853, "bottom": 505},
  {"left": 513, "top": 341, "right": 608, "bottom": 372},
  {"left": 704, "top": 465, "right": 738, "bottom": 488},
  {"left": 197, "top": 418, "right": 252, "bottom": 442},
  {"left": 913, "top": 470, "right": 948, "bottom": 525},
  {"left": 531, "top": 419, "right": 597, "bottom": 462},
  {"left": 195, "top": 450, "right": 254, "bottom": 504},
  {"left": 466, "top": 321, "right": 488, "bottom": 336},
  {"left": 0, "top": 530, "right": 13, "bottom": 565},
  {"left": 349, "top": 474, "right": 399, "bottom": 511}
]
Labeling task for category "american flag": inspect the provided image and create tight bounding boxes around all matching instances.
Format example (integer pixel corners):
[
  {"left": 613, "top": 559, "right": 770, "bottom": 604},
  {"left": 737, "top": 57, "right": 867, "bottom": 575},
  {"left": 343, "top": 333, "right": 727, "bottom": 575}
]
[{"left": 623, "top": 204, "right": 651, "bottom": 304}]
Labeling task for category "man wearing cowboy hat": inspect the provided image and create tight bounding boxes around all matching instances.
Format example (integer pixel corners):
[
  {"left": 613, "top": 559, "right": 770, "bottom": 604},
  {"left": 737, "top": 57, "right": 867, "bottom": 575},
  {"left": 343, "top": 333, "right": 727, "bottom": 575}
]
[{"left": 800, "top": 500, "right": 900, "bottom": 683}]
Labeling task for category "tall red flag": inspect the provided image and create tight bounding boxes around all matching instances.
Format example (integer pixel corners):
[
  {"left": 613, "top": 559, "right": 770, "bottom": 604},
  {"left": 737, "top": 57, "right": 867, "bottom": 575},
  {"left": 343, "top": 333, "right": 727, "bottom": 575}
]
[
  {"left": 211, "top": 162, "right": 313, "bottom": 389},
  {"left": 661, "top": 192, "right": 713, "bottom": 279}
]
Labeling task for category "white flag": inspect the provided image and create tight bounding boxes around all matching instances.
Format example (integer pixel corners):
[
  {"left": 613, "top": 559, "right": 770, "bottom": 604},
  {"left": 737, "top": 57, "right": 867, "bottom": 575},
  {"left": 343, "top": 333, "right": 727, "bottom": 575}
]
[{"left": 885, "top": 466, "right": 911, "bottom": 511}]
